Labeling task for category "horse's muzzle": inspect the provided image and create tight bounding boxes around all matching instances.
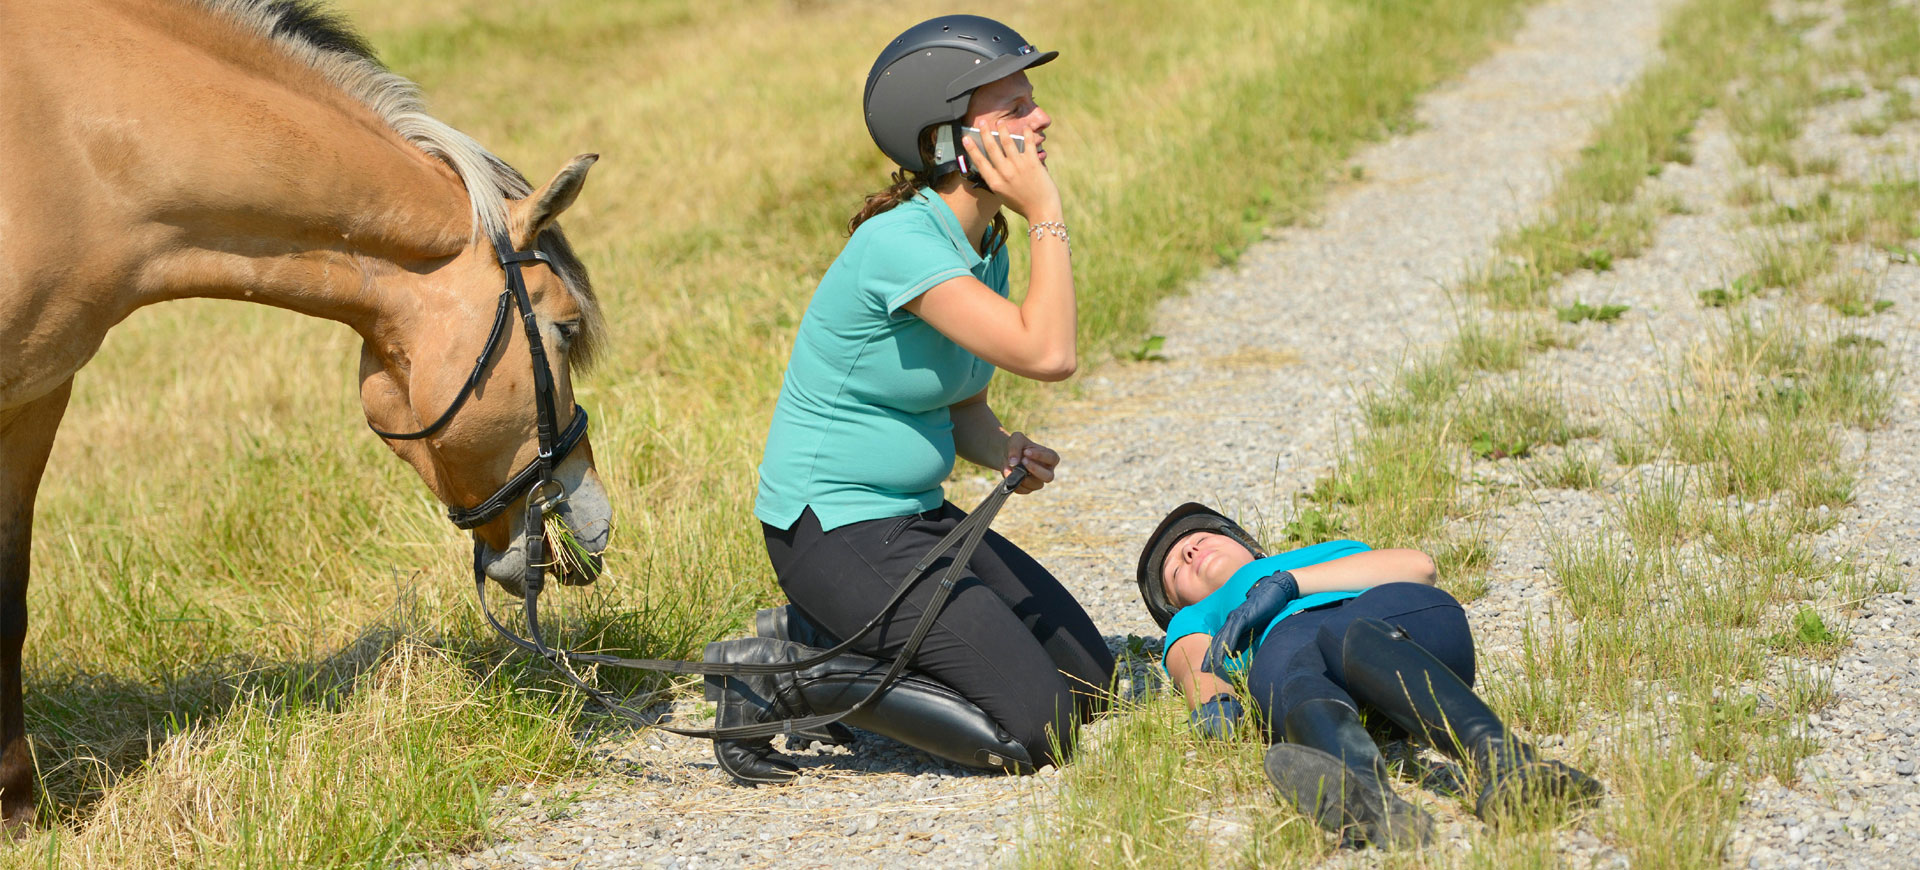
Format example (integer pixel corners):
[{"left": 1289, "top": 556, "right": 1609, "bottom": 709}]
[{"left": 478, "top": 453, "right": 611, "bottom": 596}]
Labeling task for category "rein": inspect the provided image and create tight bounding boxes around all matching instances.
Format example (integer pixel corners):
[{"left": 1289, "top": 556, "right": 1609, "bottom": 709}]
[
  {"left": 482, "top": 467, "right": 1026, "bottom": 740},
  {"left": 375, "top": 233, "right": 1030, "bottom": 742}
]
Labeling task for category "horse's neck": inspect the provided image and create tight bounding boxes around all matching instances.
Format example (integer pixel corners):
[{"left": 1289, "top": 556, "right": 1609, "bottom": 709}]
[
  {"left": 55, "top": 0, "right": 474, "bottom": 333},
  {"left": 124, "top": 136, "right": 473, "bottom": 336}
]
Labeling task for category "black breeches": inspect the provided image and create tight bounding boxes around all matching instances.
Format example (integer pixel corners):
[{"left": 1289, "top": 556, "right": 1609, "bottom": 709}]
[
  {"left": 763, "top": 505, "right": 1116, "bottom": 765},
  {"left": 1244, "top": 583, "right": 1474, "bottom": 738}
]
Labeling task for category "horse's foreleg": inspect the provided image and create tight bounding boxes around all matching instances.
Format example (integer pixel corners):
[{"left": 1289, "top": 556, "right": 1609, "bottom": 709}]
[{"left": 0, "top": 380, "right": 73, "bottom": 830}]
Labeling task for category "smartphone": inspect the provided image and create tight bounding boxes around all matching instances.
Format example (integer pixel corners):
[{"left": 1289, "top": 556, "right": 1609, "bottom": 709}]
[{"left": 934, "top": 125, "right": 1027, "bottom": 174}]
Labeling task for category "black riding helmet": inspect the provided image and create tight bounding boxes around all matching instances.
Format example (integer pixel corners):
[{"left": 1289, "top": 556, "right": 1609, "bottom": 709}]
[
  {"left": 1137, "top": 503, "right": 1268, "bottom": 629},
  {"left": 863, "top": 15, "right": 1057, "bottom": 174}
]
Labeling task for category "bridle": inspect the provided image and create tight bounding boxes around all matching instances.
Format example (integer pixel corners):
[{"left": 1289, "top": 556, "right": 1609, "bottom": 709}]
[
  {"left": 368, "top": 231, "right": 1029, "bottom": 744},
  {"left": 367, "top": 233, "right": 589, "bottom": 599}
]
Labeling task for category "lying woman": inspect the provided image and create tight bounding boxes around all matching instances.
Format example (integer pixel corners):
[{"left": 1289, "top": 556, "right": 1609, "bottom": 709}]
[{"left": 1138, "top": 502, "right": 1600, "bottom": 848}]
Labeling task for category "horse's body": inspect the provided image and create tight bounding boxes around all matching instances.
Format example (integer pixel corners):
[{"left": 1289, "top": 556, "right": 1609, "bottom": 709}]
[{"left": 0, "top": 0, "right": 612, "bottom": 824}]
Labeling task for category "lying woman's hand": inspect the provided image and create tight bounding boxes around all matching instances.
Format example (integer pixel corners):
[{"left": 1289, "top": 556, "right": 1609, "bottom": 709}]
[
  {"left": 1004, "top": 432, "right": 1059, "bottom": 495},
  {"left": 1190, "top": 692, "right": 1243, "bottom": 740},
  {"left": 1204, "top": 569, "right": 1301, "bottom": 673}
]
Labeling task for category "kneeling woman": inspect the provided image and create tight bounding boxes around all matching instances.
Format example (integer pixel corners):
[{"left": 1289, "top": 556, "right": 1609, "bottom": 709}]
[
  {"left": 1139, "top": 503, "right": 1599, "bottom": 848},
  {"left": 700, "top": 15, "right": 1114, "bottom": 786}
]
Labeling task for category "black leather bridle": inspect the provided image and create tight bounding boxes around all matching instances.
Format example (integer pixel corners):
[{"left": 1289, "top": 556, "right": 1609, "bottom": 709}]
[
  {"left": 368, "top": 234, "right": 589, "bottom": 598},
  {"left": 369, "top": 233, "right": 1030, "bottom": 744}
]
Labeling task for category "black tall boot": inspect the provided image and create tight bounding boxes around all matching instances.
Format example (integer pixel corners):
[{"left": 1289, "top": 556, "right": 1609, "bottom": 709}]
[
  {"left": 1264, "top": 698, "right": 1433, "bottom": 849},
  {"left": 1339, "top": 618, "right": 1602, "bottom": 821},
  {"left": 703, "top": 637, "right": 806, "bottom": 786},
  {"left": 703, "top": 637, "right": 1035, "bottom": 787},
  {"left": 753, "top": 606, "right": 855, "bottom": 747}
]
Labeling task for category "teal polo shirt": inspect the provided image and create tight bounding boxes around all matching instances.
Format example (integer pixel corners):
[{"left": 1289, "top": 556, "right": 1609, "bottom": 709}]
[
  {"left": 756, "top": 188, "right": 1011, "bottom": 532},
  {"left": 1162, "top": 539, "right": 1373, "bottom": 677}
]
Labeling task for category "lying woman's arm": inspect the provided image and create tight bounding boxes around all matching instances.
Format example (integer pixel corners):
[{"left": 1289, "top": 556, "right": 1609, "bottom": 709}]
[
  {"left": 1165, "top": 548, "right": 1439, "bottom": 709},
  {"left": 1291, "top": 548, "right": 1437, "bottom": 593},
  {"left": 1167, "top": 633, "right": 1235, "bottom": 710}
]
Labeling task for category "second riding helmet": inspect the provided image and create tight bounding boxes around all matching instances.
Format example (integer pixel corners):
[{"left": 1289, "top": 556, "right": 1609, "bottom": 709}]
[
  {"left": 863, "top": 15, "right": 1057, "bottom": 174},
  {"left": 1137, "top": 503, "right": 1269, "bottom": 629}
]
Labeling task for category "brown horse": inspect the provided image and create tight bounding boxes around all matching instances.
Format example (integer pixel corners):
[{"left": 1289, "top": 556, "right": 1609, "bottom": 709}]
[{"left": 0, "top": 0, "right": 614, "bottom": 825}]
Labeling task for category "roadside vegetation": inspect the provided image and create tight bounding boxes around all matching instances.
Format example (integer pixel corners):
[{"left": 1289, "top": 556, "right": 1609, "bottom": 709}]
[
  {"left": 1026, "top": 0, "right": 1916, "bottom": 865},
  {"left": 13, "top": 0, "right": 1550, "bottom": 864}
]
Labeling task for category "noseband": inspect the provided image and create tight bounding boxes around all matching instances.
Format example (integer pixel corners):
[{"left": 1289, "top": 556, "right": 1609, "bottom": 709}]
[{"left": 368, "top": 234, "right": 588, "bottom": 593}]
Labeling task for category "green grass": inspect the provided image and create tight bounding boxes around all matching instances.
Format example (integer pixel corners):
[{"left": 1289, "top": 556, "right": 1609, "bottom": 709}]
[
  {"left": 1526, "top": 446, "right": 1606, "bottom": 490},
  {"left": 1457, "top": 383, "right": 1591, "bottom": 460},
  {"left": 1746, "top": 232, "right": 1834, "bottom": 291},
  {"left": 1556, "top": 300, "right": 1631, "bottom": 323},
  {"left": 1313, "top": 417, "right": 1464, "bottom": 546},
  {"left": 1362, "top": 357, "right": 1467, "bottom": 428},
  {"left": 1454, "top": 317, "right": 1565, "bottom": 372}
]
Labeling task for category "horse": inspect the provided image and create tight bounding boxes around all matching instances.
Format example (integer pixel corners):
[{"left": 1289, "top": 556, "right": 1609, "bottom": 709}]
[{"left": 0, "top": 0, "right": 614, "bottom": 826}]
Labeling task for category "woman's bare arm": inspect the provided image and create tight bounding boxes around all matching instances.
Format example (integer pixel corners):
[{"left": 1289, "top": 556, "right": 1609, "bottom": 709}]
[
  {"left": 1167, "top": 633, "right": 1237, "bottom": 710},
  {"left": 1290, "top": 549, "right": 1437, "bottom": 594},
  {"left": 903, "top": 122, "right": 1077, "bottom": 382},
  {"left": 948, "top": 389, "right": 1057, "bottom": 495}
]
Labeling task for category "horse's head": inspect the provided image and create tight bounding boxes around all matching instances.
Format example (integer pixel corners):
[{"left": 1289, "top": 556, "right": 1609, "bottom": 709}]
[{"left": 360, "top": 155, "right": 611, "bottom": 595}]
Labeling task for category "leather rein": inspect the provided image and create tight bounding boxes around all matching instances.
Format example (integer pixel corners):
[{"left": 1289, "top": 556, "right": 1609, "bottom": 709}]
[{"left": 371, "top": 234, "right": 1028, "bottom": 742}]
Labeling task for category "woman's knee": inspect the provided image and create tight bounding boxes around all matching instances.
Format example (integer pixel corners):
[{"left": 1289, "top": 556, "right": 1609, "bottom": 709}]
[
  {"left": 995, "top": 684, "right": 1084, "bottom": 765},
  {"left": 1378, "top": 591, "right": 1475, "bottom": 686}
]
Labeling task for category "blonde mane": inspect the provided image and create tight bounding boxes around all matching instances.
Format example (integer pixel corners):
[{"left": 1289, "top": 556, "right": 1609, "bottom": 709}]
[{"left": 193, "top": 0, "right": 603, "bottom": 367}]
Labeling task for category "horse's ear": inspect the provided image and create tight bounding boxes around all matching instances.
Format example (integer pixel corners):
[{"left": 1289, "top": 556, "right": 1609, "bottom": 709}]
[{"left": 512, "top": 153, "right": 598, "bottom": 249}]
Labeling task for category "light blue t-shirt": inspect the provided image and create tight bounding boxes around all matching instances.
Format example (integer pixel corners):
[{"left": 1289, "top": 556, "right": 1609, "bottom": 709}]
[
  {"left": 755, "top": 188, "right": 1011, "bottom": 532},
  {"left": 1163, "top": 539, "right": 1373, "bottom": 677}
]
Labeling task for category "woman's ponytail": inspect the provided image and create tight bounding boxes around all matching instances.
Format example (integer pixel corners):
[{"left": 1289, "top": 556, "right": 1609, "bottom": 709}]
[{"left": 848, "top": 166, "right": 933, "bottom": 236}]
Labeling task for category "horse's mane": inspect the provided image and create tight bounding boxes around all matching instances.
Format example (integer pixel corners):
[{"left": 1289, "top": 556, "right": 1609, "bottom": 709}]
[{"left": 194, "top": 0, "right": 603, "bottom": 368}]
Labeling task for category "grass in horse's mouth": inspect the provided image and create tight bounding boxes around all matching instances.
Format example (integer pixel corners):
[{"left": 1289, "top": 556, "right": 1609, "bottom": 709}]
[{"left": 542, "top": 513, "right": 605, "bottom": 578}]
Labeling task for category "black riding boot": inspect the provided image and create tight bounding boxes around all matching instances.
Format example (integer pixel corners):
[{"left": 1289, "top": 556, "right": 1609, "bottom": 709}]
[
  {"left": 1339, "top": 618, "right": 1602, "bottom": 820},
  {"left": 1264, "top": 698, "right": 1433, "bottom": 849},
  {"left": 703, "top": 637, "right": 806, "bottom": 786},
  {"left": 753, "top": 606, "right": 856, "bottom": 747},
  {"left": 704, "top": 636, "right": 1035, "bottom": 787}
]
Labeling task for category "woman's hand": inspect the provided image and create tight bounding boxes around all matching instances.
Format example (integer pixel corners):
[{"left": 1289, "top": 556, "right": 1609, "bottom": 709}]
[
  {"left": 1004, "top": 432, "right": 1058, "bottom": 495},
  {"left": 1204, "top": 570, "right": 1301, "bottom": 673},
  {"left": 1190, "top": 692, "right": 1243, "bottom": 740},
  {"left": 961, "top": 119, "right": 1062, "bottom": 221}
]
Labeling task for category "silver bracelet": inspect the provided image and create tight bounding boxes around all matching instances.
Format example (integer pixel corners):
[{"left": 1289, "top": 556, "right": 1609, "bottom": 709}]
[{"left": 1028, "top": 220, "right": 1070, "bottom": 249}]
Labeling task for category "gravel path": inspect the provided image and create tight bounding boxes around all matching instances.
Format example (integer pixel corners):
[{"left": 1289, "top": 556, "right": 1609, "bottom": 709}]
[
  {"left": 425, "top": 0, "right": 1736, "bottom": 866},
  {"left": 1451, "top": 0, "right": 1920, "bottom": 859}
]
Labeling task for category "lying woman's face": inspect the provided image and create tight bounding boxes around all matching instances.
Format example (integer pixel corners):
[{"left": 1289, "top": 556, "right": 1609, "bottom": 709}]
[{"left": 1160, "top": 531, "right": 1256, "bottom": 610}]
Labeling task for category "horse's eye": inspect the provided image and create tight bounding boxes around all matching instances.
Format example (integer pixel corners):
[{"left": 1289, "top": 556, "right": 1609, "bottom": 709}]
[{"left": 554, "top": 321, "right": 580, "bottom": 347}]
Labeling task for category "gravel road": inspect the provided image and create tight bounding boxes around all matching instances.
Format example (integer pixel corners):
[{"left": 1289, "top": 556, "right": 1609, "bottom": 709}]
[{"left": 428, "top": 0, "right": 1920, "bottom": 865}]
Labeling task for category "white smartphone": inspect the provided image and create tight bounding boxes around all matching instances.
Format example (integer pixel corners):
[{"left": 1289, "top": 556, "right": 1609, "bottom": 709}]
[{"left": 934, "top": 125, "right": 1027, "bottom": 174}]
